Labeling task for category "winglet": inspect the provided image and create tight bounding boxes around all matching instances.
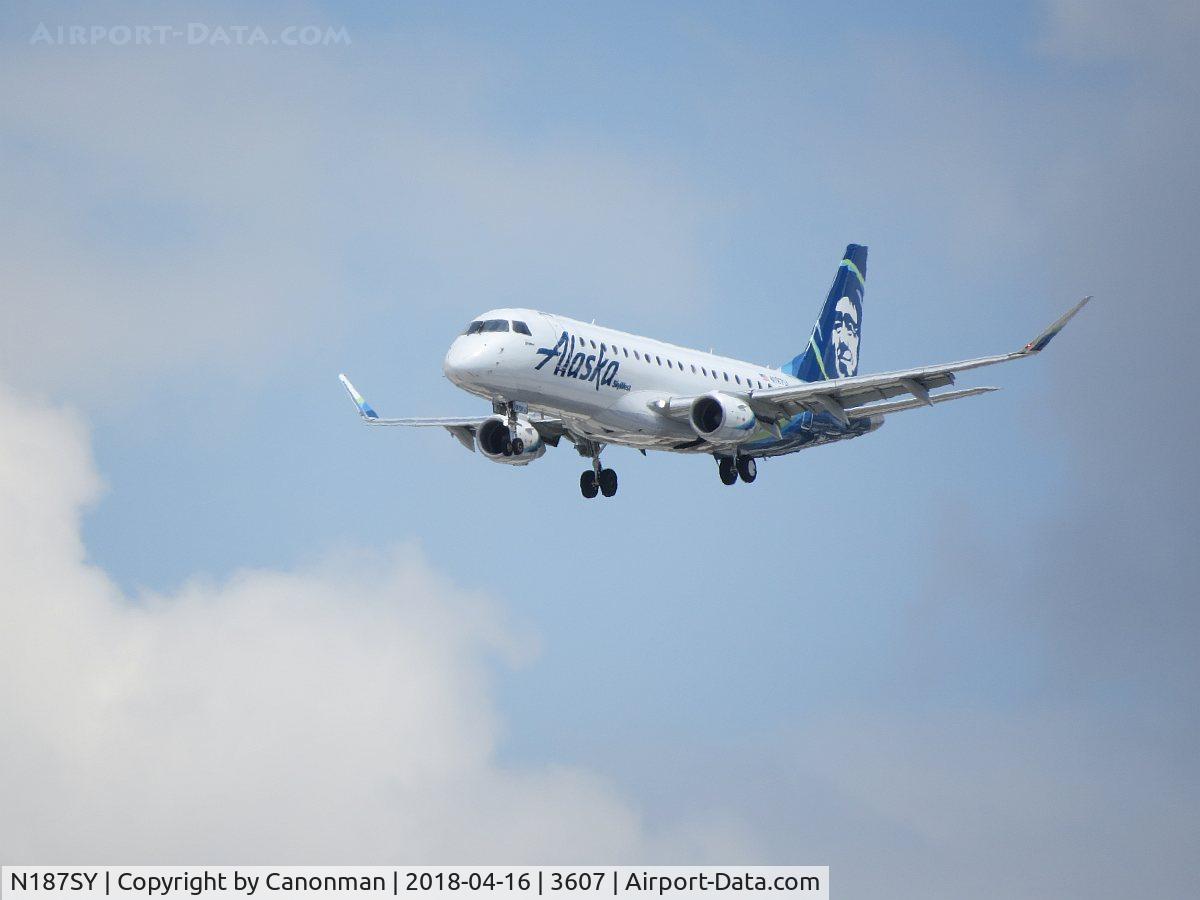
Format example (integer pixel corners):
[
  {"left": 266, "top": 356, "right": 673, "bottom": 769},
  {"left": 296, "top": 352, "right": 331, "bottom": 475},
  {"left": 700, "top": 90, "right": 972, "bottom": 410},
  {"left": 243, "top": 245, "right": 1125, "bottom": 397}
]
[
  {"left": 1021, "top": 296, "right": 1091, "bottom": 355},
  {"left": 338, "top": 373, "right": 379, "bottom": 420}
]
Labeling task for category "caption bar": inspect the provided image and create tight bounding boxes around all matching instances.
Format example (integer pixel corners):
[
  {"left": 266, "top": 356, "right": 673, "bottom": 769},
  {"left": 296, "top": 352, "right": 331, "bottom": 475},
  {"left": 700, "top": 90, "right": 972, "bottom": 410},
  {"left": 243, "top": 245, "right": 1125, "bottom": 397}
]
[{"left": 3, "top": 868, "right": 827, "bottom": 900}]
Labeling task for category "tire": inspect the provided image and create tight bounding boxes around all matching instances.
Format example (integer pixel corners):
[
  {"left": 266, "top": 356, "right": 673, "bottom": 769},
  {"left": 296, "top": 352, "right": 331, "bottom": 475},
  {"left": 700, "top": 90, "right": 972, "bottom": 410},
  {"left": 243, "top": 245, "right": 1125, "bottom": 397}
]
[
  {"left": 580, "top": 470, "right": 599, "bottom": 499},
  {"left": 598, "top": 468, "right": 618, "bottom": 497},
  {"left": 510, "top": 437, "right": 524, "bottom": 455},
  {"left": 736, "top": 456, "right": 757, "bottom": 483},
  {"left": 718, "top": 457, "right": 738, "bottom": 485}
]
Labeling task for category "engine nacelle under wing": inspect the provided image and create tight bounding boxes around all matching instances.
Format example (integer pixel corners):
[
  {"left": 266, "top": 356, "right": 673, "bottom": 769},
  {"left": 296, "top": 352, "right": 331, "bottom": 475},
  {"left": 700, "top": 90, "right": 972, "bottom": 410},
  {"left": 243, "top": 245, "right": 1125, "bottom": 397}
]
[
  {"left": 476, "top": 416, "right": 547, "bottom": 465},
  {"left": 689, "top": 391, "right": 757, "bottom": 444}
]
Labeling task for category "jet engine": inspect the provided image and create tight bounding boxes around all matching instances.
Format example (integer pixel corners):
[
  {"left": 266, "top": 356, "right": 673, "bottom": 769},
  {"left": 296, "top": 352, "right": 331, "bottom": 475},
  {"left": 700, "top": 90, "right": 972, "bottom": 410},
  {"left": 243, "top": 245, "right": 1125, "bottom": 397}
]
[
  {"left": 689, "top": 391, "right": 757, "bottom": 444},
  {"left": 476, "top": 415, "right": 547, "bottom": 465}
]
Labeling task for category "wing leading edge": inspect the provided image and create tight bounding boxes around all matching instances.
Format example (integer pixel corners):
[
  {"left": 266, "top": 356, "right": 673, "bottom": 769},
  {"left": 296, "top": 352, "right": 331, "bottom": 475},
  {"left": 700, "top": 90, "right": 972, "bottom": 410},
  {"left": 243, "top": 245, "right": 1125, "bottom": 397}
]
[
  {"left": 337, "top": 374, "right": 566, "bottom": 452},
  {"left": 650, "top": 297, "right": 1089, "bottom": 428}
]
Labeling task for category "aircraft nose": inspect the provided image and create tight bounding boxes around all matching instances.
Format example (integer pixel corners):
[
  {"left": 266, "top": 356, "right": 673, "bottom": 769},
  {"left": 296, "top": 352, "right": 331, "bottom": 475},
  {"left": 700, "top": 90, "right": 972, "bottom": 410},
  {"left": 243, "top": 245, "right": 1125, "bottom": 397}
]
[{"left": 443, "top": 340, "right": 483, "bottom": 382}]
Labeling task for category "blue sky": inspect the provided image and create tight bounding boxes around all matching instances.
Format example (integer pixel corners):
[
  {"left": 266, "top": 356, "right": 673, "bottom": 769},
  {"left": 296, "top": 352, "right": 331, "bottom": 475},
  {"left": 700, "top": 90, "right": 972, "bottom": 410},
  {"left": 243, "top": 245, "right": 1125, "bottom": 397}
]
[{"left": 1, "top": 1, "right": 1197, "bottom": 896}]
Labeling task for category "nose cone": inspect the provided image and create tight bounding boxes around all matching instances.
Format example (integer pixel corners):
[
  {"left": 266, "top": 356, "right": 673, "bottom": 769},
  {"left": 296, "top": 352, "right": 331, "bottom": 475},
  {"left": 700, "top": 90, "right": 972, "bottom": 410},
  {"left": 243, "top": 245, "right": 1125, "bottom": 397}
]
[{"left": 443, "top": 339, "right": 484, "bottom": 384}]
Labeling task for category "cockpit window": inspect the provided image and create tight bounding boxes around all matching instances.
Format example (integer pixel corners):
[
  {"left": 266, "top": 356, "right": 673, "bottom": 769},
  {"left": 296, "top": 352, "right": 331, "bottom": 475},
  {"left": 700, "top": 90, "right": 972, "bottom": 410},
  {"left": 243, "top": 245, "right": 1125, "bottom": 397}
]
[
  {"left": 464, "top": 319, "right": 513, "bottom": 335},
  {"left": 513, "top": 320, "right": 532, "bottom": 336}
]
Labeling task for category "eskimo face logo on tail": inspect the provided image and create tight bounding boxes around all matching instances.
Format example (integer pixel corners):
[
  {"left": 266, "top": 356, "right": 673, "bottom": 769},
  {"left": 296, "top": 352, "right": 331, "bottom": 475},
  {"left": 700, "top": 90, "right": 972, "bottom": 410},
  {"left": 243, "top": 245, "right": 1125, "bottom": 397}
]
[
  {"left": 535, "top": 331, "right": 630, "bottom": 391},
  {"left": 830, "top": 294, "right": 861, "bottom": 377}
]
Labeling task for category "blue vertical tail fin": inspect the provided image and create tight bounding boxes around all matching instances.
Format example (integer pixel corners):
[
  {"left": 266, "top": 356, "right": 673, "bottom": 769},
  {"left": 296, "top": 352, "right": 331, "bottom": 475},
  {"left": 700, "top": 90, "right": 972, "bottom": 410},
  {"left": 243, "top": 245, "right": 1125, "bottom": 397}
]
[{"left": 784, "top": 244, "right": 867, "bottom": 381}]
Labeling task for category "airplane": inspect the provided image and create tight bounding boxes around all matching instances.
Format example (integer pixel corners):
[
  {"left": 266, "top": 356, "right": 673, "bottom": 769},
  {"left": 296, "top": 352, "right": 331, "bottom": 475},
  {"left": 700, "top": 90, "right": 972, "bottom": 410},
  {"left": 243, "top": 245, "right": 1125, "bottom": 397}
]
[{"left": 340, "top": 244, "right": 1089, "bottom": 498}]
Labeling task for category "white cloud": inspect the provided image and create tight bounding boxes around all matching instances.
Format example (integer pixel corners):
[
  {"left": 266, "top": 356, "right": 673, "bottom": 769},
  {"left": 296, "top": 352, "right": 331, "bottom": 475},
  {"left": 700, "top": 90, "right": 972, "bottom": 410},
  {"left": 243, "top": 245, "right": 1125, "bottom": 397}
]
[{"left": 0, "top": 382, "right": 754, "bottom": 860}]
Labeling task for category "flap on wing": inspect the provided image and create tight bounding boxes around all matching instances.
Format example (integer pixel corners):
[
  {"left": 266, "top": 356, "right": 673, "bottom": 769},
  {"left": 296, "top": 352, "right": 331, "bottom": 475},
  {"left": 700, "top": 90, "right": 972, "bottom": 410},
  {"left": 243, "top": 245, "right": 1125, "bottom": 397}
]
[
  {"left": 444, "top": 425, "right": 476, "bottom": 452},
  {"left": 748, "top": 370, "right": 958, "bottom": 419},
  {"left": 849, "top": 386, "right": 998, "bottom": 419}
]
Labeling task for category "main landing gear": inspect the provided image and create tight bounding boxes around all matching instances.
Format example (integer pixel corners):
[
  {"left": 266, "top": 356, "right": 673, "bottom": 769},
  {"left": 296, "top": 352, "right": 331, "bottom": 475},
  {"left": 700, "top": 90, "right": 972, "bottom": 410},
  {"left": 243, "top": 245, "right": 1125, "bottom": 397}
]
[
  {"left": 717, "top": 455, "right": 757, "bottom": 486},
  {"left": 580, "top": 468, "right": 618, "bottom": 498},
  {"left": 578, "top": 441, "right": 618, "bottom": 499}
]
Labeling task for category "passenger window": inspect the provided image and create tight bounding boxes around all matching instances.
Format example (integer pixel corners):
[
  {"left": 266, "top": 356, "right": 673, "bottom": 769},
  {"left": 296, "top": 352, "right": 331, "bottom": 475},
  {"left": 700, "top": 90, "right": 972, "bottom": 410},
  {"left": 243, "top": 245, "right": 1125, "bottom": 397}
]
[
  {"left": 463, "top": 320, "right": 484, "bottom": 335},
  {"left": 590, "top": 339, "right": 596, "bottom": 349},
  {"left": 666, "top": 359, "right": 673, "bottom": 369},
  {"left": 481, "top": 319, "right": 509, "bottom": 333},
  {"left": 513, "top": 320, "right": 532, "bottom": 336},
  {"left": 656, "top": 356, "right": 662, "bottom": 365},
  {"left": 701, "top": 367, "right": 707, "bottom": 376},
  {"left": 634, "top": 350, "right": 640, "bottom": 360},
  {"left": 735, "top": 375, "right": 742, "bottom": 384},
  {"left": 623, "top": 348, "right": 629, "bottom": 358},
  {"left": 723, "top": 372, "right": 729, "bottom": 381}
]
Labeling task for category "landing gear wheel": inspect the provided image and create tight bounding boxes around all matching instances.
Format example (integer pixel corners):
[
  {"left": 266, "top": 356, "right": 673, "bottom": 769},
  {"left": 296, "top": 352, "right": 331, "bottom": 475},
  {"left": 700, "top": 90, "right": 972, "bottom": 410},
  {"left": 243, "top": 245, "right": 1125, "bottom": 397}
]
[
  {"left": 598, "top": 468, "right": 618, "bottom": 497},
  {"left": 510, "top": 437, "right": 524, "bottom": 455},
  {"left": 580, "top": 470, "right": 599, "bottom": 499},
  {"left": 736, "top": 456, "right": 757, "bottom": 483},
  {"left": 718, "top": 457, "right": 739, "bottom": 485}
]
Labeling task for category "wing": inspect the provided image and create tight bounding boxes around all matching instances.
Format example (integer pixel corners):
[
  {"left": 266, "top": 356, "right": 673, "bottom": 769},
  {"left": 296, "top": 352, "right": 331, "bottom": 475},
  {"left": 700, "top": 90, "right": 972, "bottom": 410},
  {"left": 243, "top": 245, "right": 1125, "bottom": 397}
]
[
  {"left": 338, "top": 374, "right": 565, "bottom": 451},
  {"left": 652, "top": 297, "right": 1090, "bottom": 426}
]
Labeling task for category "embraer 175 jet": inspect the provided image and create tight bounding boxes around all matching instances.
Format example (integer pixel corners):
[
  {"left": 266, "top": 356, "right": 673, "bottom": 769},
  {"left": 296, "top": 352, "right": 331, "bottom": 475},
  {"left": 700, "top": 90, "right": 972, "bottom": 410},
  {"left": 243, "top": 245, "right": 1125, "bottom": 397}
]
[{"left": 340, "top": 245, "right": 1088, "bottom": 498}]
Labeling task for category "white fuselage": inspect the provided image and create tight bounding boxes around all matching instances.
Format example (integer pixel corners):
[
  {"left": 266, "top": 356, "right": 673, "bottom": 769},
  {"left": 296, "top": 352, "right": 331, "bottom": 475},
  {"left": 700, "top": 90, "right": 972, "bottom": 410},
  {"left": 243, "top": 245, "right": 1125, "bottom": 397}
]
[{"left": 442, "top": 307, "right": 801, "bottom": 451}]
